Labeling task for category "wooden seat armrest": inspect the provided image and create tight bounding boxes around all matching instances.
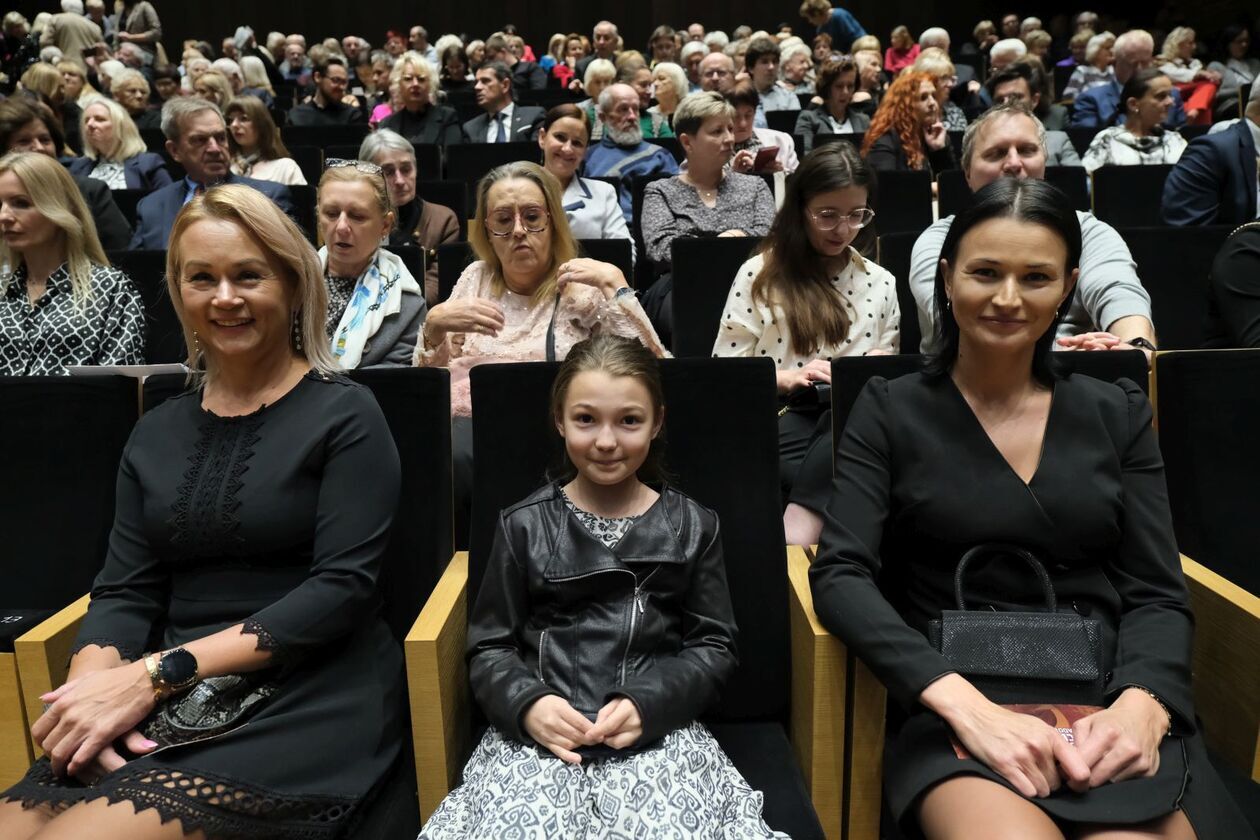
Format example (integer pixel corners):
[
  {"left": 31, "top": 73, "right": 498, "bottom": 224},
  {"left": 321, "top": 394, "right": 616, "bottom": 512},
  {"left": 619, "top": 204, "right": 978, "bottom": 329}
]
[
  {"left": 14, "top": 594, "right": 91, "bottom": 754},
  {"left": 405, "top": 552, "right": 470, "bottom": 821},
  {"left": 787, "top": 544, "right": 846, "bottom": 839},
  {"left": 1181, "top": 554, "right": 1260, "bottom": 781}
]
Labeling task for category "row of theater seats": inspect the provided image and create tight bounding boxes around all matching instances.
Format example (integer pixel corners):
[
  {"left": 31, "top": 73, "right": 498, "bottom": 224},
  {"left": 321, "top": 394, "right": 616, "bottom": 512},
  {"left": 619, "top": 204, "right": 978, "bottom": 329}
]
[{"left": 1, "top": 352, "right": 1257, "bottom": 836}]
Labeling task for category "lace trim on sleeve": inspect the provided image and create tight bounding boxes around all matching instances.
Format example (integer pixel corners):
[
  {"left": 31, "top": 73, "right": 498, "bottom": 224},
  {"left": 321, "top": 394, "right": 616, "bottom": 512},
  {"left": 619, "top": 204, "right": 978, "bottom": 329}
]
[
  {"left": 241, "top": 618, "right": 289, "bottom": 660},
  {"left": 68, "top": 637, "right": 142, "bottom": 662}
]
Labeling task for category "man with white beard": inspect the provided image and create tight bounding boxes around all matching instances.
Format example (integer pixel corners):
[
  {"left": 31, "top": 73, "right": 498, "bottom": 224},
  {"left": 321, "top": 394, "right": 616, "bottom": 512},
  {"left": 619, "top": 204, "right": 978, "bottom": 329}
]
[{"left": 583, "top": 83, "right": 678, "bottom": 223}]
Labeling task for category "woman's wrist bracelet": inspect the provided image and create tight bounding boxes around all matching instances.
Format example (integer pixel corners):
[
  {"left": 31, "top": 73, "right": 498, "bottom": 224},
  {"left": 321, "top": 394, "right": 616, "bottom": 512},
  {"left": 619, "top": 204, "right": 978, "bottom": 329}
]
[{"left": 1125, "top": 684, "right": 1172, "bottom": 736}]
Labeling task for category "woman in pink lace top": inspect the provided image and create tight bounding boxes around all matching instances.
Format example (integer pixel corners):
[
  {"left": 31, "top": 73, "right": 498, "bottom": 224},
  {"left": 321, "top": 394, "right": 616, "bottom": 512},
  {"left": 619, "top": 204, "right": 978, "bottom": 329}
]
[{"left": 414, "top": 161, "right": 666, "bottom": 418}]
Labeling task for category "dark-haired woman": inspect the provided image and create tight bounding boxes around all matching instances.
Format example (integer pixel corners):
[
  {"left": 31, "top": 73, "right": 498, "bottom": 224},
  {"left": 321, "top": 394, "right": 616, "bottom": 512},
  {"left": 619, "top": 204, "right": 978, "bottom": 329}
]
[
  {"left": 795, "top": 58, "right": 872, "bottom": 154},
  {"left": 1207, "top": 25, "right": 1258, "bottom": 120},
  {"left": 1081, "top": 70, "right": 1185, "bottom": 174},
  {"left": 226, "top": 95, "right": 307, "bottom": 185},
  {"left": 809, "top": 177, "right": 1251, "bottom": 840},
  {"left": 712, "top": 143, "right": 897, "bottom": 517},
  {"left": 861, "top": 70, "right": 956, "bottom": 176}
]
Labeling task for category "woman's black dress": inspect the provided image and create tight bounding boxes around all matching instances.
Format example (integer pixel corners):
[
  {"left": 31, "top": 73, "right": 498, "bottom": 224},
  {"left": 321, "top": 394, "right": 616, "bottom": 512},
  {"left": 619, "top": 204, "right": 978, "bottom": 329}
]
[
  {"left": 1, "top": 372, "right": 405, "bottom": 839},
  {"left": 809, "top": 372, "right": 1253, "bottom": 837}
]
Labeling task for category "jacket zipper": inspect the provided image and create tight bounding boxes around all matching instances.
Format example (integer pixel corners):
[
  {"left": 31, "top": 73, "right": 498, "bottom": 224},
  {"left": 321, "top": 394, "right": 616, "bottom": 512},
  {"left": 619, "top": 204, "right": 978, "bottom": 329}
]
[
  {"left": 620, "top": 567, "right": 658, "bottom": 684},
  {"left": 537, "top": 630, "right": 548, "bottom": 683}
]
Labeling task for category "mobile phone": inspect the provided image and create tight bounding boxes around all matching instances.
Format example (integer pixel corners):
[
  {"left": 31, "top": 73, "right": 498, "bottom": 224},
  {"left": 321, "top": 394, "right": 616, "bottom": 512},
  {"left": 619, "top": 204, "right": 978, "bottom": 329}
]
[{"left": 752, "top": 147, "right": 778, "bottom": 171}]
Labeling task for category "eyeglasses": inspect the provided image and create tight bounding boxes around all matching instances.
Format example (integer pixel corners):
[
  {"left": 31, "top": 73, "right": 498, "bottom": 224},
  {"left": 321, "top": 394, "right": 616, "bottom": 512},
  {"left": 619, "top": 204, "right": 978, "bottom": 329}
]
[
  {"left": 807, "top": 208, "right": 876, "bottom": 230},
  {"left": 325, "top": 158, "right": 383, "bottom": 175},
  {"left": 486, "top": 205, "right": 551, "bottom": 236}
]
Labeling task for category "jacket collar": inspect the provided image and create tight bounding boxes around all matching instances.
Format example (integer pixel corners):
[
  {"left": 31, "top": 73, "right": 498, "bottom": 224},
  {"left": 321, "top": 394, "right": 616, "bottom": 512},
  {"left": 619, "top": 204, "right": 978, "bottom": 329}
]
[{"left": 540, "top": 483, "right": 687, "bottom": 580}]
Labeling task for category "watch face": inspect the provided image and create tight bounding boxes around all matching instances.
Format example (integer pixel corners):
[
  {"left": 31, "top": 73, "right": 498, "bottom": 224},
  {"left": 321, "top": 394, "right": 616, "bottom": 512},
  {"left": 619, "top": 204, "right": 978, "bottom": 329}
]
[{"left": 159, "top": 649, "right": 198, "bottom": 685}]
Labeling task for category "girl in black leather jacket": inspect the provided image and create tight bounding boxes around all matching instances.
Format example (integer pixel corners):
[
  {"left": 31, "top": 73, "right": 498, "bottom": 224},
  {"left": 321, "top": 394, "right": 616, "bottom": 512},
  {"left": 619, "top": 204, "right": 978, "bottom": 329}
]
[{"left": 419, "top": 335, "right": 786, "bottom": 838}]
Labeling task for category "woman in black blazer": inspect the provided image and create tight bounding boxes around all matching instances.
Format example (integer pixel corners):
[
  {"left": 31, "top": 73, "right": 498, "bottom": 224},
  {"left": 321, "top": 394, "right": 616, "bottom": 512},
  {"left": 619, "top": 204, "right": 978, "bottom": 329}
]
[
  {"left": 67, "top": 97, "right": 171, "bottom": 192},
  {"left": 794, "top": 57, "right": 871, "bottom": 154},
  {"left": 378, "top": 51, "right": 462, "bottom": 145},
  {"left": 810, "top": 179, "right": 1251, "bottom": 839},
  {"left": 861, "top": 70, "right": 956, "bottom": 177}
]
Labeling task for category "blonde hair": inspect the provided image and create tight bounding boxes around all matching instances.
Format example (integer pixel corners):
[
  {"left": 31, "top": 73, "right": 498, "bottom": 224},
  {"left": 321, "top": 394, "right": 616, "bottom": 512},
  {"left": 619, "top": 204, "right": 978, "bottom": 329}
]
[
  {"left": 1159, "top": 26, "right": 1196, "bottom": 64},
  {"left": 166, "top": 184, "right": 337, "bottom": 380},
  {"left": 193, "top": 71, "right": 233, "bottom": 108},
  {"left": 20, "top": 62, "right": 63, "bottom": 102},
  {"left": 109, "top": 67, "right": 149, "bottom": 100},
  {"left": 470, "top": 162, "right": 577, "bottom": 303},
  {"left": 390, "top": 50, "right": 441, "bottom": 97},
  {"left": 0, "top": 151, "right": 107, "bottom": 310},
  {"left": 850, "top": 34, "right": 881, "bottom": 54},
  {"left": 316, "top": 165, "right": 396, "bottom": 240},
  {"left": 672, "top": 90, "right": 735, "bottom": 136},
  {"left": 912, "top": 47, "right": 956, "bottom": 79},
  {"left": 56, "top": 60, "right": 96, "bottom": 101},
  {"left": 79, "top": 95, "right": 145, "bottom": 161}
]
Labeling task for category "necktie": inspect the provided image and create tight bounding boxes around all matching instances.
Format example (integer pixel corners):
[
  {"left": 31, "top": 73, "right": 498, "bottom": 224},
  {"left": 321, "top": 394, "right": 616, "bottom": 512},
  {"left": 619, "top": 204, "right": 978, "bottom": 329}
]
[{"left": 495, "top": 112, "right": 507, "bottom": 143}]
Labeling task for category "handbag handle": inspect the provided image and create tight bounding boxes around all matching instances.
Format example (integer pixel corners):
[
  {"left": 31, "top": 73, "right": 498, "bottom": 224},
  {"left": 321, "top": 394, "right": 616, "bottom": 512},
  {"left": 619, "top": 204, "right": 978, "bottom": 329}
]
[{"left": 954, "top": 543, "right": 1057, "bottom": 612}]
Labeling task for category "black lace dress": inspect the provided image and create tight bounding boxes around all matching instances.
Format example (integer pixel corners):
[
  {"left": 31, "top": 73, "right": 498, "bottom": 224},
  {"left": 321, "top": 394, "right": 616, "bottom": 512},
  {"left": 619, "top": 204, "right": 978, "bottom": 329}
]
[{"left": 1, "top": 372, "right": 405, "bottom": 839}]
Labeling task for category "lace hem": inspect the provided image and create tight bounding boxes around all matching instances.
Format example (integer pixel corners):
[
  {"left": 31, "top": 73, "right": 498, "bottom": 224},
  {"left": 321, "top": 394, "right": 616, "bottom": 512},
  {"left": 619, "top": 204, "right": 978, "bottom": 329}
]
[
  {"left": 3, "top": 760, "right": 356, "bottom": 840},
  {"left": 240, "top": 618, "right": 290, "bottom": 661},
  {"left": 67, "top": 637, "right": 141, "bottom": 662}
]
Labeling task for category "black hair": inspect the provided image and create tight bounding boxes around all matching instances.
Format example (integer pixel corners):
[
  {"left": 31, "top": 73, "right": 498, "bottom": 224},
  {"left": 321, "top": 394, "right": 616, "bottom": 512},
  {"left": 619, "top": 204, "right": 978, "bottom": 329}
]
[
  {"left": 986, "top": 59, "right": 1050, "bottom": 117},
  {"left": 313, "top": 54, "right": 348, "bottom": 79},
  {"left": 925, "top": 177, "right": 1082, "bottom": 386},
  {"left": 1112, "top": 68, "right": 1167, "bottom": 129}
]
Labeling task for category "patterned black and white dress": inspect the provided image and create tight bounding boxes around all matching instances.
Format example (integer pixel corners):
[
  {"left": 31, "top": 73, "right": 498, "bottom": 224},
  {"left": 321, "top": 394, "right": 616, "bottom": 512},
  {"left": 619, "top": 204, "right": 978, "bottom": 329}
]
[
  {"left": 418, "top": 493, "right": 789, "bottom": 840},
  {"left": 0, "top": 261, "right": 145, "bottom": 374}
]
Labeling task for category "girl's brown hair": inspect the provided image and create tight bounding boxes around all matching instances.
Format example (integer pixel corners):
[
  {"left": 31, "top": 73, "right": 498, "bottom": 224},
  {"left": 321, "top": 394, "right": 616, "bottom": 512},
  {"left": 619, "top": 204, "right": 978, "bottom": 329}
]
[{"left": 549, "top": 334, "right": 669, "bottom": 484}]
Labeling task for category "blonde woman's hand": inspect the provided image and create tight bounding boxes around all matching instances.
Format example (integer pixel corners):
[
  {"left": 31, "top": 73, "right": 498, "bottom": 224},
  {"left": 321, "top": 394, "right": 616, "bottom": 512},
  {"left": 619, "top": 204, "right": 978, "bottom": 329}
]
[
  {"left": 556, "top": 258, "right": 627, "bottom": 298},
  {"left": 523, "top": 694, "right": 594, "bottom": 765},
  {"left": 424, "top": 299, "right": 505, "bottom": 343},
  {"left": 1070, "top": 688, "right": 1168, "bottom": 790}
]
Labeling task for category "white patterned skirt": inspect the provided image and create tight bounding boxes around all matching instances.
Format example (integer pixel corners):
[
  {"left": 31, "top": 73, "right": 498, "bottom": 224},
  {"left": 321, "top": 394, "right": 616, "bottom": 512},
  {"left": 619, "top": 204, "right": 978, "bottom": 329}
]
[{"left": 419, "top": 722, "right": 790, "bottom": 839}]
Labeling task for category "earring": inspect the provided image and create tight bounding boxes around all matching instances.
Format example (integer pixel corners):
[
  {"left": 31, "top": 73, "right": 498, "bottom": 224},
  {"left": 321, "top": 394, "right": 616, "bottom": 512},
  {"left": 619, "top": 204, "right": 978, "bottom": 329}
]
[
  {"left": 945, "top": 298, "right": 952, "bottom": 310},
  {"left": 291, "top": 311, "right": 303, "bottom": 351}
]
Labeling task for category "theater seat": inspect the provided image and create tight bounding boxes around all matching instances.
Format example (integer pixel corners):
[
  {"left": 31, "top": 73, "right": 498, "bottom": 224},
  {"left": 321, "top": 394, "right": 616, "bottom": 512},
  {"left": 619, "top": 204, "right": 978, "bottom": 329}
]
[
  {"left": 107, "top": 249, "right": 185, "bottom": 365},
  {"left": 870, "top": 170, "right": 932, "bottom": 236},
  {"left": 671, "top": 236, "right": 762, "bottom": 357},
  {"left": 709, "top": 721, "right": 827, "bottom": 839},
  {"left": 1091, "top": 164, "right": 1174, "bottom": 227},
  {"left": 1119, "top": 225, "right": 1234, "bottom": 350}
]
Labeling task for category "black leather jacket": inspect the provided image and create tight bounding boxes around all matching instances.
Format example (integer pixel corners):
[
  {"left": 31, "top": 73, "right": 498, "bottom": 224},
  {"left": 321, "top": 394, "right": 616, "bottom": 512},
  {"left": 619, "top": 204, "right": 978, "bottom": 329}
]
[{"left": 468, "top": 483, "right": 739, "bottom": 748}]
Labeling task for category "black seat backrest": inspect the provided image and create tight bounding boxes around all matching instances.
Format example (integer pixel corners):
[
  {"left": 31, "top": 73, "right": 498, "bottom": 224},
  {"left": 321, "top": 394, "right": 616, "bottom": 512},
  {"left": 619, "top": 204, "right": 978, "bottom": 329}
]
[
  {"left": 871, "top": 170, "right": 933, "bottom": 236},
  {"left": 874, "top": 232, "right": 925, "bottom": 354},
  {"left": 445, "top": 142, "right": 542, "bottom": 209},
  {"left": 140, "top": 127, "right": 166, "bottom": 154},
  {"left": 815, "top": 132, "right": 864, "bottom": 152},
  {"left": 630, "top": 172, "right": 671, "bottom": 287},
  {"left": 936, "top": 169, "right": 971, "bottom": 219},
  {"left": 1066, "top": 127, "right": 1097, "bottom": 157},
  {"left": 107, "top": 249, "right": 184, "bottom": 365},
  {"left": 1053, "top": 65, "right": 1073, "bottom": 99},
  {"left": 1119, "top": 225, "right": 1234, "bottom": 350},
  {"left": 383, "top": 244, "right": 425, "bottom": 286},
  {"left": 287, "top": 145, "right": 324, "bottom": 185},
  {"left": 111, "top": 188, "right": 146, "bottom": 227},
  {"left": 831, "top": 352, "right": 1148, "bottom": 446},
  {"left": 1154, "top": 349, "right": 1260, "bottom": 594},
  {"left": 281, "top": 124, "right": 370, "bottom": 151},
  {"left": 577, "top": 238, "right": 633, "bottom": 288},
  {"left": 141, "top": 369, "right": 454, "bottom": 641},
  {"left": 289, "top": 184, "right": 318, "bottom": 244},
  {"left": 1091, "top": 164, "right": 1174, "bottom": 227},
  {"left": 436, "top": 241, "right": 474, "bottom": 302},
  {"left": 938, "top": 168, "right": 1090, "bottom": 218},
  {"left": 416, "top": 180, "right": 468, "bottom": 231},
  {"left": 0, "top": 377, "right": 137, "bottom": 608},
  {"left": 766, "top": 110, "right": 799, "bottom": 134},
  {"left": 1045, "top": 166, "right": 1091, "bottom": 212},
  {"left": 671, "top": 236, "right": 762, "bottom": 358},
  {"left": 646, "top": 136, "right": 684, "bottom": 164},
  {"left": 468, "top": 358, "right": 789, "bottom": 722}
]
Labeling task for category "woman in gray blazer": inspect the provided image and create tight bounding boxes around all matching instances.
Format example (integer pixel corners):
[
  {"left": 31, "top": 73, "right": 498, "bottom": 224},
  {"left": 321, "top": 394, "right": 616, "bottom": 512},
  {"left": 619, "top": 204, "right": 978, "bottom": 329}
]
[
  {"left": 796, "top": 56, "right": 866, "bottom": 155},
  {"left": 316, "top": 160, "right": 426, "bottom": 368},
  {"left": 538, "top": 103, "right": 635, "bottom": 264},
  {"left": 795, "top": 57, "right": 872, "bottom": 154}
]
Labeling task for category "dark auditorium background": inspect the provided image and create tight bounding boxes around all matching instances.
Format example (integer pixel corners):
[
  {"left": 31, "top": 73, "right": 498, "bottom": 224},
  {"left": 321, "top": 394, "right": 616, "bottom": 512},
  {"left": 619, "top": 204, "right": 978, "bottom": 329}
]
[{"left": 7, "top": 0, "right": 1253, "bottom": 54}]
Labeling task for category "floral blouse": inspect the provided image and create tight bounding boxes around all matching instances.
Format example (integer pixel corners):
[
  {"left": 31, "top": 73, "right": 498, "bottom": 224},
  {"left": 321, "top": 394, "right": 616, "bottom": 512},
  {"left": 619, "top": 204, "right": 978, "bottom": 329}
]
[
  {"left": 0, "top": 261, "right": 145, "bottom": 374},
  {"left": 414, "top": 261, "right": 667, "bottom": 416}
]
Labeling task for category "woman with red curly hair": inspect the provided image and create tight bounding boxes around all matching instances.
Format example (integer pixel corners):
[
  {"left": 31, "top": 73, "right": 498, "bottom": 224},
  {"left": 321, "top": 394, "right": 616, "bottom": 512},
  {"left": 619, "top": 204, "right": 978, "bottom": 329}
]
[{"left": 861, "top": 71, "right": 957, "bottom": 176}]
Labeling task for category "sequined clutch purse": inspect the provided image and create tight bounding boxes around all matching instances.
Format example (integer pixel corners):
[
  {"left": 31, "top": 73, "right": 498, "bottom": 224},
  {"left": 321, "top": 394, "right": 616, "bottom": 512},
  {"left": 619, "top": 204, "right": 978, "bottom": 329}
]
[{"left": 144, "top": 672, "right": 281, "bottom": 748}]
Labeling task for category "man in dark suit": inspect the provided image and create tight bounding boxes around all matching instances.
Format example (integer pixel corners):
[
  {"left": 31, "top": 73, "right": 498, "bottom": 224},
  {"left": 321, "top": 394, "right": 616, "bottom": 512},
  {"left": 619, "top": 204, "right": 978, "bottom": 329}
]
[
  {"left": 1161, "top": 86, "right": 1260, "bottom": 225},
  {"left": 130, "top": 98, "right": 293, "bottom": 250},
  {"left": 461, "top": 62, "right": 544, "bottom": 144},
  {"left": 484, "top": 34, "right": 545, "bottom": 92},
  {"left": 288, "top": 55, "right": 365, "bottom": 126},
  {"left": 575, "top": 21, "right": 619, "bottom": 85},
  {"left": 1071, "top": 29, "right": 1185, "bottom": 129}
]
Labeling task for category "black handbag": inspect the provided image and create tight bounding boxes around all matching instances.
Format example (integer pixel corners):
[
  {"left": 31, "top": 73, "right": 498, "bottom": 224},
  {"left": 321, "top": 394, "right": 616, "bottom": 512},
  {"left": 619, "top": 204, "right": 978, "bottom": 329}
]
[
  {"left": 927, "top": 544, "right": 1105, "bottom": 706},
  {"left": 143, "top": 672, "right": 282, "bottom": 749}
]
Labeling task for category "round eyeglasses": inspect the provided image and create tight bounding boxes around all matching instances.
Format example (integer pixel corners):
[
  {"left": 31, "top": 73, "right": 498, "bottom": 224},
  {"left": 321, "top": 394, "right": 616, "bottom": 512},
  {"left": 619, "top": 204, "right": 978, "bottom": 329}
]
[
  {"left": 486, "top": 205, "right": 551, "bottom": 237},
  {"left": 807, "top": 207, "right": 876, "bottom": 231}
]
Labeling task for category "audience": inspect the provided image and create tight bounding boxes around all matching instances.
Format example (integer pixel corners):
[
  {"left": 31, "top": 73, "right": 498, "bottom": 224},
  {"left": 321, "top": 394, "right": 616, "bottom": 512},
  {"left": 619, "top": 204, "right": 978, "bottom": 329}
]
[
  {"left": 191, "top": 70, "right": 233, "bottom": 110},
  {"left": 68, "top": 96, "right": 171, "bottom": 191},
  {"left": 359, "top": 129, "right": 460, "bottom": 305},
  {"left": 378, "top": 50, "right": 460, "bottom": 144},
  {"left": 780, "top": 42, "right": 815, "bottom": 94},
  {"left": 800, "top": 0, "right": 866, "bottom": 54},
  {"left": 226, "top": 96, "right": 307, "bottom": 186},
  {"left": 850, "top": 49, "right": 886, "bottom": 113},
  {"left": 316, "top": 159, "right": 425, "bottom": 368},
  {"left": 114, "top": 0, "right": 161, "bottom": 63},
  {"left": 745, "top": 37, "right": 799, "bottom": 117},
  {"left": 20, "top": 61, "right": 81, "bottom": 155},
  {"left": 288, "top": 55, "right": 364, "bottom": 127},
  {"left": 862, "top": 71, "right": 957, "bottom": 176},
  {"left": 713, "top": 143, "right": 895, "bottom": 509},
  {"left": 0, "top": 150, "right": 144, "bottom": 374},
  {"left": 1062, "top": 31, "right": 1116, "bottom": 99},
  {"left": 795, "top": 57, "right": 870, "bottom": 154},
  {"left": 987, "top": 63, "right": 1082, "bottom": 164},
  {"left": 1207, "top": 25, "right": 1257, "bottom": 120},
  {"left": 1072, "top": 29, "right": 1186, "bottom": 129},
  {"left": 1158, "top": 27, "right": 1219, "bottom": 125},
  {"left": 440, "top": 44, "right": 474, "bottom": 93},
  {"left": 640, "top": 91, "right": 774, "bottom": 338},
  {"left": 811, "top": 175, "right": 1250, "bottom": 840},
  {"left": 130, "top": 97, "right": 292, "bottom": 249},
  {"left": 697, "top": 51, "right": 736, "bottom": 94},
  {"left": 536, "top": 104, "right": 634, "bottom": 263},
  {"left": 1161, "top": 81, "right": 1260, "bottom": 226},
  {"left": 912, "top": 48, "right": 968, "bottom": 132},
  {"left": 620, "top": 63, "right": 673, "bottom": 139},
  {"left": 910, "top": 102, "right": 1154, "bottom": 354},
  {"left": 1205, "top": 221, "right": 1260, "bottom": 348},
  {"left": 462, "top": 61, "right": 544, "bottom": 143},
  {"left": 56, "top": 60, "right": 93, "bottom": 104},
  {"left": 583, "top": 83, "right": 679, "bottom": 224},
  {"left": 576, "top": 20, "right": 619, "bottom": 81},
  {"left": 728, "top": 82, "right": 799, "bottom": 173},
  {"left": 111, "top": 68, "right": 161, "bottom": 130},
  {"left": 1082, "top": 69, "right": 1186, "bottom": 174},
  {"left": 648, "top": 61, "right": 687, "bottom": 128},
  {"left": 0, "top": 98, "right": 131, "bottom": 249},
  {"left": 884, "top": 25, "right": 920, "bottom": 76},
  {"left": 40, "top": 0, "right": 101, "bottom": 73},
  {"left": 484, "top": 33, "right": 545, "bottom": 92}
]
